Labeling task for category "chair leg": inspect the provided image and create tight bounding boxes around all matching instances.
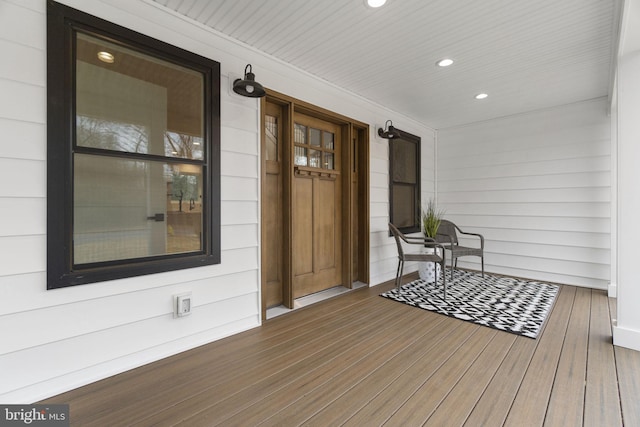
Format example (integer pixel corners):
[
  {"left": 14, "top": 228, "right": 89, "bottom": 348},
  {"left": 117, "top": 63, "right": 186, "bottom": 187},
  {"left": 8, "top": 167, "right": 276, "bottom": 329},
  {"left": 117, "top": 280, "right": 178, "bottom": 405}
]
[
  {"left": 395, "top": 259, "right": 404, "bottom": 291},
  {"left": 442, "top": 260, "right": 447, "bottom": 301},
  {"left": 481, "top": 255, "right": 484, "bottom": 277},
  {"left": 450, "top": 256, "right": 455, "bottom": 280}
]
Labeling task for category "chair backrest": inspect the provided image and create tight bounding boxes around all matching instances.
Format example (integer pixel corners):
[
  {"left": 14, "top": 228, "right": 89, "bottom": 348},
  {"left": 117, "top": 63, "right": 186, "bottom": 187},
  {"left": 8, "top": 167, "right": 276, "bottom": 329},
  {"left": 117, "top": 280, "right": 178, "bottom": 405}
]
[
  {"left": 436, "top": 219, "right": 459, "bottom": 245},
  {"left": 389, "top": 223, "right": 405, "bottom": 259}
]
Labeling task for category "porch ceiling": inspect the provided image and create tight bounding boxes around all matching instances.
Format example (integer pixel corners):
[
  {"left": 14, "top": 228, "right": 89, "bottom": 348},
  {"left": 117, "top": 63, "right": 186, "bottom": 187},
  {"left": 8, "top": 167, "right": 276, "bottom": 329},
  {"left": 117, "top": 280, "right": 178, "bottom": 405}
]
[{"left": 152, "top": 0, "right": 622, "bottom": 129}]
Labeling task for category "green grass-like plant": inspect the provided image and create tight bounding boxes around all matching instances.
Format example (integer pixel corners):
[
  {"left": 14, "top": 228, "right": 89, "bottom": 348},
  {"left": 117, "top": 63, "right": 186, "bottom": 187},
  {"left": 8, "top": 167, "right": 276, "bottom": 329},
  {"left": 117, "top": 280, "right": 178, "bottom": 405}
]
[{"left": 422, "top": 199, "right": 444, "bottom": 239}]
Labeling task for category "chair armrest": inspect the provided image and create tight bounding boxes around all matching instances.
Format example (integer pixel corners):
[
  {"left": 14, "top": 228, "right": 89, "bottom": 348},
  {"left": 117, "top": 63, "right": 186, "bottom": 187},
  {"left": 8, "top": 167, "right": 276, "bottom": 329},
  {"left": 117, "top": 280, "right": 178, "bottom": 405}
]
[
  {"left": 398, "top": 234, "right": 431, "bottom": 246},
  {"left": 423, "top": 241, "right": 446, "bottom": 257},
  {"left": 456, "top": 229, "right": 484, "bottom": 249}
]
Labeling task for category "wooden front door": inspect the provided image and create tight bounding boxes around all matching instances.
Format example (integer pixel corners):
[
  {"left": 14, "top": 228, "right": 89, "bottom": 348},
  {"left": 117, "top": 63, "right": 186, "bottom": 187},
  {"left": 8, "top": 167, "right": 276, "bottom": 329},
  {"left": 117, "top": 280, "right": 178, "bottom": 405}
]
[
  {"left": 261, "top": 93, "right": 370, "bottom": 316},
  {"left": 292, "top": 113, "right": 342, "bottom": 298}
]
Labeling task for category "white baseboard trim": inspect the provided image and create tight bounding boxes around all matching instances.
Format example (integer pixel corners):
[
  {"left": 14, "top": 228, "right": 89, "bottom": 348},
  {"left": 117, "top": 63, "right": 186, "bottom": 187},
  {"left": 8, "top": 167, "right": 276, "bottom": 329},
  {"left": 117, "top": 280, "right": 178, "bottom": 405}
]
[
  {"left": 608, "top": 282, "right": 617, "bottom": 298},
  {"left": 613, "top": 324, "right": 640, "bottom": 352}
]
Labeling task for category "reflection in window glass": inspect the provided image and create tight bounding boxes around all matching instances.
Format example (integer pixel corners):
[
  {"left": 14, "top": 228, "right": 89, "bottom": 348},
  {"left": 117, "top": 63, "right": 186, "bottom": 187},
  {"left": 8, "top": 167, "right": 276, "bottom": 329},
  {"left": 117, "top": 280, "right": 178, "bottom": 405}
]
[
  {"left": 295, "top": 146, "right": 308, "bottom": 166},
  {"left": 309, "top": 149, "right": 321, "bottom": 168},
  {"left": 77, "top": 115, "right": 149, "bottom": 153},
  {"left": 74, "top": 154, "right": 203, "bottom": 264},
  {"left": 75, "top": 33, "right": 204, "bottom": 160},
  {"left": 294, "top": 122, "right": 337, "bottom": 171},
  {"left": 324, "top": 131, "right": 334, "bottom": 150},
  {"left": 324, "top": 153, "right": 334, "bottom": 170},
  {"left": 165, "top": 131, "right": 204, "bottom": 160},
  {"left": 310, "top": 128, "right": 321, "bottom": 147},
  {"left": 294, "top": 124, "right": 306, "bottom": 144}
]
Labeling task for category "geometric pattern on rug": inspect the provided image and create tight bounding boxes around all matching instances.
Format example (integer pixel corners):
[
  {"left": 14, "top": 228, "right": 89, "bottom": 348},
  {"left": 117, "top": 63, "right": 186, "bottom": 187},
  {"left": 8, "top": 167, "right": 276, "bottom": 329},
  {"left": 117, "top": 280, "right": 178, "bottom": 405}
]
[{"left": 381, "top": 269, "right": 559, "bottom": 339}]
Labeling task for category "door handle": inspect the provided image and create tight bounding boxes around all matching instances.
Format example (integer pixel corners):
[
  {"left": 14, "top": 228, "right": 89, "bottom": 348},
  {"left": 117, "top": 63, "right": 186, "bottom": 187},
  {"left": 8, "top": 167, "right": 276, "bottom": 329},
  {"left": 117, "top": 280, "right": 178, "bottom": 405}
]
[{"left": 147, "top": 213, "right": 165, "bottom": 222}]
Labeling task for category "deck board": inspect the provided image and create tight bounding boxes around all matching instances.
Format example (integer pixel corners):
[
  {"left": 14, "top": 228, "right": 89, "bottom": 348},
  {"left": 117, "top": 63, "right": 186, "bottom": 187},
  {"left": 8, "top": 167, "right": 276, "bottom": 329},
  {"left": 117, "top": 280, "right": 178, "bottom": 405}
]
[
  {"left": 502, "top": 285, "right": 576, "bottom": 427},
  {"left": 383, "top": 327, "right": 498, "bottom": 425},
  {"left": 615, "top": 345, "right": 640, "bottom": 426},
  {"left": 40, "top": 278, "right": 639, "bottom": 427},
  {"left": 259, "top": 307, "right": 456, "bottom": 426},
  {"left": 423, "top": 331, "right": 516, "bottom": 426},
  {"left": 342, "top": 316, "right": 477, "bottom": 426},
  {"left": 544, "top": 286, "right": 591, "bottom": 426},
  {"left": 584, "top": 290, "right": 623, "bottom": 427}
]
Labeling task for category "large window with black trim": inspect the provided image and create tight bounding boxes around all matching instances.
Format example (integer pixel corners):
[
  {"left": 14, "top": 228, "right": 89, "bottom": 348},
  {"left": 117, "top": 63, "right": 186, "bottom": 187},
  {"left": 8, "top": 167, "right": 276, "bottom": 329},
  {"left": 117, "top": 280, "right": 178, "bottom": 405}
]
[
  {"left": 389, "top": 130, "right": 421, "bottom": 234},
  {"left": 47, "top": 1, "right": 220, "bottom": 289}
]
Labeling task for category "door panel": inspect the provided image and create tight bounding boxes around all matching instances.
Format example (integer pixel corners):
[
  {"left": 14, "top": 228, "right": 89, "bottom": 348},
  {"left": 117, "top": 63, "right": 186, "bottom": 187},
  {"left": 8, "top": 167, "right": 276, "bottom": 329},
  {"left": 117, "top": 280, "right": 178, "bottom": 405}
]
[
  {"left": 293, "top": 177, "right": 314, "bottom": 276},
  {"left": 264, "top": 173, "right": 281, "bottom": 284},
  {"left": 317, "top": 178, "right": 337, "bottom": 271}
]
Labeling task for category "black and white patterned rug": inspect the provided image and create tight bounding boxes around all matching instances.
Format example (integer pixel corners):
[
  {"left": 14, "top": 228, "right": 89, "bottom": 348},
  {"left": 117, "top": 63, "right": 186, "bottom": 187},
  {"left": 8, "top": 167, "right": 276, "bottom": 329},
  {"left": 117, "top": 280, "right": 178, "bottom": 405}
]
[{"left": 381, "top": 270, "right": 559, "bottom": 339}]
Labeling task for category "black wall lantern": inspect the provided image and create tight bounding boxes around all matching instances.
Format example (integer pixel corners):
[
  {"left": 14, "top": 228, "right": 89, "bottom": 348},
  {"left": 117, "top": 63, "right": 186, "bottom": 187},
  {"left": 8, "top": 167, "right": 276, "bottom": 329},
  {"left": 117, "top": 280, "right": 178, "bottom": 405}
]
[
  {"left": 233, "top": 64, "right": 266, "bottom": 98},
  {"left": 378, "top": 120, "right": 401, "bottom": 139}
]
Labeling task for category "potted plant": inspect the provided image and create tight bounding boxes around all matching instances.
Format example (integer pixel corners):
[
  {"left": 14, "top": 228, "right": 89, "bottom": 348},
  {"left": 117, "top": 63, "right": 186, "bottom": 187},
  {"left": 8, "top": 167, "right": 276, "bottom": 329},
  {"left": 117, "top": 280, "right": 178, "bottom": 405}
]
[
  {"left": 422, "top": 199, "right": 444, "bottom": 240},
  {"left": 419, "top": 199, "right": 444, "bottom": 282}
]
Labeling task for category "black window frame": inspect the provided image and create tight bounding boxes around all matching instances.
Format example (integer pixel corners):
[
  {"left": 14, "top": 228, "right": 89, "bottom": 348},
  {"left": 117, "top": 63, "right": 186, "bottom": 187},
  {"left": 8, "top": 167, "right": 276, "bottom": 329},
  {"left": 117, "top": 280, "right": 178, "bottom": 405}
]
[
  {"left": 46, "top": 0, "right": 221, "bottom": 289},
  {"left": 389, "top": 129, "right": 421, "bottom": 234}
]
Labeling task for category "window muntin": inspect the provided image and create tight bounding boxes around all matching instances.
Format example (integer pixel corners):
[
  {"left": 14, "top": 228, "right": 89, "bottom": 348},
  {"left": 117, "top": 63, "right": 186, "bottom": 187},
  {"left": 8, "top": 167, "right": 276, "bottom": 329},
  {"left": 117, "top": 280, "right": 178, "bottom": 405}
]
[
  {"left": 293, "top": 122, "right": 336, "bottom": 170},
  {"left": 47, "top": 1, "right": 220, "bottom": 288}
]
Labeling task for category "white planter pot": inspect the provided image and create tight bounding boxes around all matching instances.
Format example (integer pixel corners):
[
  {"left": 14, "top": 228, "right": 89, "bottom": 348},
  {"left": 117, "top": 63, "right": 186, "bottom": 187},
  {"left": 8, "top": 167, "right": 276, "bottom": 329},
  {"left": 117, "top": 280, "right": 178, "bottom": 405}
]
[{"left": 418, "top": 247, "right": 442, "bottom": 283}]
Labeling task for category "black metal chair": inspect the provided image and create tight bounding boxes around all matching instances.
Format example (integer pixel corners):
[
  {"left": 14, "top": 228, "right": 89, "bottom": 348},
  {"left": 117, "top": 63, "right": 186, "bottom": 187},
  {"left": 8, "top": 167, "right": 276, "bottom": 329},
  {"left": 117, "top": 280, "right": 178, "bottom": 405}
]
[
  {"left": 435, "top": 219, "right": 484, "bottom": 279},
  {"left": 389, "top": 223, "right": 447, "bottom": 299}
]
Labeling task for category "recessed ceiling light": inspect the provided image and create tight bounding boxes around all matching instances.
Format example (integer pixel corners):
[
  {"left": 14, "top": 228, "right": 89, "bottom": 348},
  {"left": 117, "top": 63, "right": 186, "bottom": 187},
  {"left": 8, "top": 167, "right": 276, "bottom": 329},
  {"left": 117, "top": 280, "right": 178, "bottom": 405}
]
[
  {"left": 366, "top": 0, "right": 387, "bottom": 8},
  {"left": 475, "top": 93, "right": 488, "bottom": 100},
  {"left": 436, "top": 58, "right": 454, "bottom": 67},
  {"left": 97, "top": 51, "right": 114, "bottom": 63}
]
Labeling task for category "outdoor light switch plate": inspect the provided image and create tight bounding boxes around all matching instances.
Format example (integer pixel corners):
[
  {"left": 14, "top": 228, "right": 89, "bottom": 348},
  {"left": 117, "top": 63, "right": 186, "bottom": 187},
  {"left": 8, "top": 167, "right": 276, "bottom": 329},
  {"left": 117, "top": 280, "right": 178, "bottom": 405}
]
[{"left": 174, "top": 292, "right": 192, "bottom": 317}]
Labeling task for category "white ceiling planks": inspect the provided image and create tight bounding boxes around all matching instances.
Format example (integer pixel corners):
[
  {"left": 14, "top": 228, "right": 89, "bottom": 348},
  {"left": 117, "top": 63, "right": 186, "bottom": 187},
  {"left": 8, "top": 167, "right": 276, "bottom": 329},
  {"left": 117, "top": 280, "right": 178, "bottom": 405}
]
[{"left": 152, "top": 0, "right": 621, "bottom": 129}]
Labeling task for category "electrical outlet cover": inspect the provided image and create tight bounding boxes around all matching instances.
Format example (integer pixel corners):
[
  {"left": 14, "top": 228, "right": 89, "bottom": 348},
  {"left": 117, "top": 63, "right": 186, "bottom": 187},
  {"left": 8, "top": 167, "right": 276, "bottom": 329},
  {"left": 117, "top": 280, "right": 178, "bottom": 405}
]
[{"left": 174, "top": 293, "right": 192, "bottom": 317}]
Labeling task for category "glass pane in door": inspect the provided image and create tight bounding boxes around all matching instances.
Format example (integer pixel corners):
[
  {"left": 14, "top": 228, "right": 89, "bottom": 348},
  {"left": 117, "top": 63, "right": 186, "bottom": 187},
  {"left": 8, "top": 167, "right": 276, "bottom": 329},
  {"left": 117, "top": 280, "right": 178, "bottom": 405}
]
[
  {"left": 294, "top": 146, "right": 308, "bottom": 166},
  {"left": 310, "top": 128, "right": 321, "bottom": 147},
  {"left": 324, "top": 153, "right": 334, "bottom": 170},
  {"left": 265, "top": 114, "right": 278, "bottom": 161},
  {"left": 309, "top": 149, "right": 321, "bottom": 168},
  {"left": 324, "top": 131, "right": 334, "bottom": 150},
  {"left": 294, "top": 124, "right": 306, "bottom": 144}
]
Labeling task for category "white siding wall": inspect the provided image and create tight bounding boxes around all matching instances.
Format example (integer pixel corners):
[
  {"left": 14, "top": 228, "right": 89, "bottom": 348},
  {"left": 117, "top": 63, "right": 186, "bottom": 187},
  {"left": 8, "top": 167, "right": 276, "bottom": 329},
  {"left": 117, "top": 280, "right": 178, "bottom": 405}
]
[
  {"left": 0, "top": 0, "right": 434, "bottom": 402},
  {"left": 437, "top": 98, "right": 611, "bottom": 288}
]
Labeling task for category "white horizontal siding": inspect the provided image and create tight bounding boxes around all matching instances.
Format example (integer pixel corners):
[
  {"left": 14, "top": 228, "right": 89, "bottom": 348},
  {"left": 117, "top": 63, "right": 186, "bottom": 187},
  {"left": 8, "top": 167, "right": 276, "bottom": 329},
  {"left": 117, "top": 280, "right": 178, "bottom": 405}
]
[
  {"left": 1, "top": 292, "right": 259, "bottom": 397},
  {"left": 0, "top": 118, "right": 45, "bottom": 160},
  {"left": 0, "top": 80, "right": 45, "bottom": 123},
  {"left": 437, "top": 98, "right": 611, "bottom": 288}
]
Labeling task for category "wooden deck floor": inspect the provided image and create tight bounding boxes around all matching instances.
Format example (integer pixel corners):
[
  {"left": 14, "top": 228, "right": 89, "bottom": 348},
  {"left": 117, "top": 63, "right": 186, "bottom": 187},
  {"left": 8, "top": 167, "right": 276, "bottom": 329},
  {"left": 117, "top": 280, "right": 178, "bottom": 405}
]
[{"left": 43, "top": 276, "right": 640, "bottom": 426}]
